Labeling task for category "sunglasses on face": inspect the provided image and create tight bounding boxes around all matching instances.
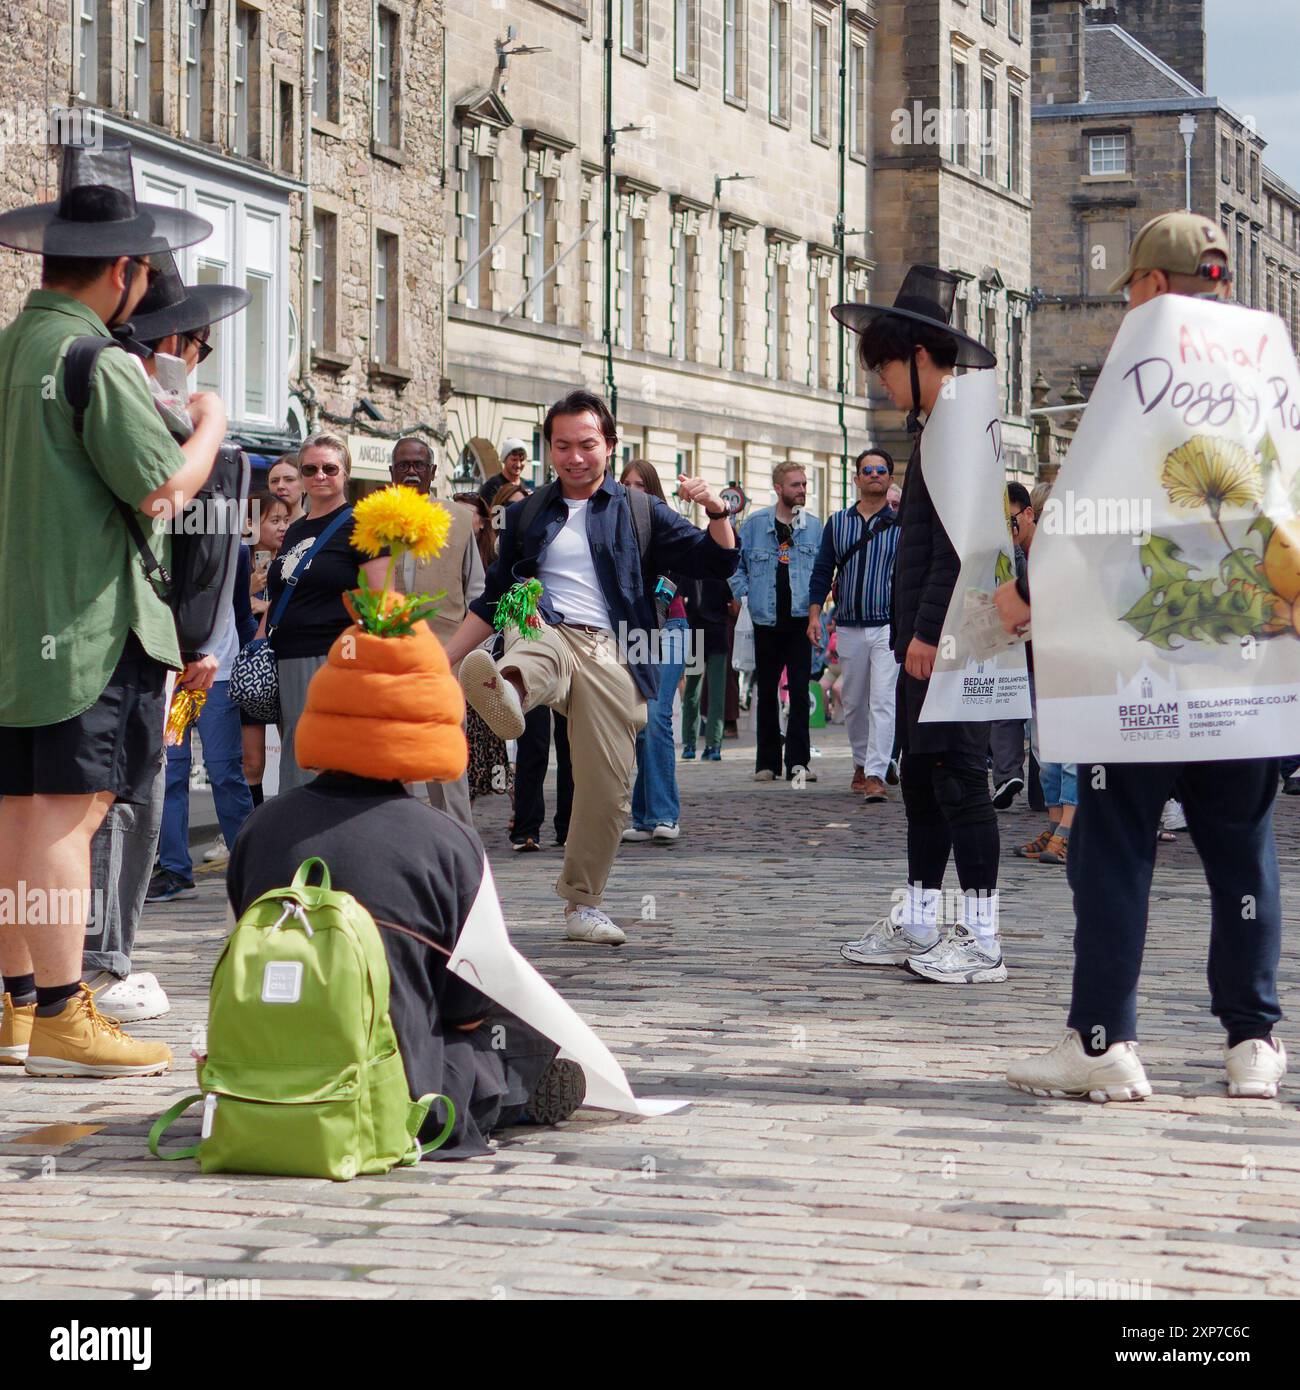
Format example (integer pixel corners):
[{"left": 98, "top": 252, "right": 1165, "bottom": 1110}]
[
  {"left": 185, "top": 330, "right": 213, "bottom": 364},
  {"left": 860, "top": 465, "right": 890, "bottom": 476},
  {"left": 300, "top": 462, "right": 343, "bottom": 478}
]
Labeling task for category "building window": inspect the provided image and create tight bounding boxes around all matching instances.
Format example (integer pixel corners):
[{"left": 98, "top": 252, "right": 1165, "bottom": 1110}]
[
  {"left": 1235, "top": 140, "right": 1245, "bottom": 192},
  {"left": 374, "top": 230, "right": 399, "bottom": 365},
  {"left": 721, "top": 242, "right": 745, "bottom": 371},
  {"left": 951, "top": 57, "right": 968, "bottom": 166},
  {"left": 1235, "top": 226, "right": 1245, "bottom": 302},
  {"left": 129, "top": 0, "right": 150, "bottom": 119},
  {"left": 808, "top": 259, "right": 830, "bottom": 389},
  {"left": 1007, "top": 87, "right": 1022, "bottom": 193},
  {"left": 766, "top": 249, "right": 788, "bottom": 381},
  {"left": 811, "top": 11, "right": 831, "bottom": 145},
  {"left": 182, "top": 2, "right": 210, "bottom": 141},
  {"left": 849, "top": 36, "right": 868, "bottom": 160},
  {"left": 980, "top": 72, "right": 996, "bottom": 179},
  {"left": 242, "top": 213, "right": 275, "bottom": 417},
  {"left": 311, "top": 210, "right": 335, "bottom": 351},
  {"left": 1088, "top": 132, "right": 1127, "bottom": 175},
  {"left": 724, "top": 0, "right": 746, "bottom": 104},
  {"left": 1008, "top": 308, "right": 1025, "bottom": 415},
  {"left": 1009, "top": 0, "right": 1023, "bottom": 41},
  {"left": 1086, "top": 218, "right": 1128, "bottom": 295},
  {"left": 276, "top": 80, "right": 296, "bottom": 174},
  {"left": 768, "top": 1, "right": 790, "bottom": 125},
  {"left": 1220, "top": 133, "right": 1231, "bottom": 183},
  {"left": 75, "top": 0, "right": 99, "bottom": 102},
  {"left": 1250, "top": 150, "right": 1260, "bottom": 201},
  {"left": 675, "top": 0, "right": 698, "bottom": 81},
  {"left": 523, "top": 170, "right": 556, "bottom": 325},
  {"left": 375, "top": 6, "right": 401, "bottom": 147},
  {"left": 671, "top": 217, "right": 697, "bottom": 361},
  {"left": 459, "top": 148, "right": 493, "bottom": 310},
  {"left": 1251, "top": 236, "right": 1259, "bottom": 307},
  {"left": 311, "top": 0, "right": 338, "bottom": 122},
  {"left": 622, "top": 0, "right": 646, "bottom": 60},
  {"left": 982, "top": 0, "right": 997, "bottom": 21},
  {"left": 617, "top": 201, "right": 645, "bottom": 350},
  {"left": 982, "top": 296, "right": 997, "bottom": 359},
  {"left": 233, "top": 6, "right": 261, "bottom": 159}
]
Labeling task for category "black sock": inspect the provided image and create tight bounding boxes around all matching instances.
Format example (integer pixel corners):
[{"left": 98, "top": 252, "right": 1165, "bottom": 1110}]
[
  {"left": 1227, "top": 1030, "right": 1276, "bottom": 1050},
  {"left": 249, "top": 782, "right": 264, "bottom": 807},
  {"left": 4, "top": 973, "right": 36, "bottom": 1005},
  {"left": 1081, "top": 1031, "right": 1111, "bottom": 1057},
  {"left": 35, "top": 981, "right": 82, "bottom": 1017}
]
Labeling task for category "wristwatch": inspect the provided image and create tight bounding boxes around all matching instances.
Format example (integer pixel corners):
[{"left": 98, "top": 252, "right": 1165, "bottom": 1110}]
[{"left": 704, "top": 504, "right": 730, "bottom": 521}]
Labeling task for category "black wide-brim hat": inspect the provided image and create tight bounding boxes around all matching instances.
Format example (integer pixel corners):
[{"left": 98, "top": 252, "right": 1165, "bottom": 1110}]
[
  {"left": 832, "top": 265, "right": 996, "bottom": 370},
  {"left": 123, "top": 252, "right": 251, "bottom": 342},
  {"left": 0, "top": 138, "right": 211, "bottom": 257}
]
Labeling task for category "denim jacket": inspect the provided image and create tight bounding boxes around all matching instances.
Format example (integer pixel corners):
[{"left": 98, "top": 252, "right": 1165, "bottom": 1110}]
[{"left": 729, "top": 505, "right": 823, "bottom": 627}]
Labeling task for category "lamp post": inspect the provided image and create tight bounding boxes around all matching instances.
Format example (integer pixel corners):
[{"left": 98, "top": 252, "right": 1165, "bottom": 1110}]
[{"left": 1178, "top": 113, "right": 1197, "bottom": 212}]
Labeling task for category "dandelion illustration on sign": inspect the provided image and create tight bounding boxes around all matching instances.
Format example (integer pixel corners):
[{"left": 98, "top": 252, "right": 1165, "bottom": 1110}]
[{"left": 1120, "top": 433, "right": 1300, "bottom": 649}]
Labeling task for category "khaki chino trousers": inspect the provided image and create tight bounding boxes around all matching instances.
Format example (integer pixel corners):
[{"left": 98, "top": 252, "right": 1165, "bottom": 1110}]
[{"left": 501, "top": 623, "right": 646, "bottom": 907}]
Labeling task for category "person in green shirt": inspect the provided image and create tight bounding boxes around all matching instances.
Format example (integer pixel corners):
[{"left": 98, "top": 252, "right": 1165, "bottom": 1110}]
[{"left": 0, "top": 138, "right": 227, "bottom": 1079}]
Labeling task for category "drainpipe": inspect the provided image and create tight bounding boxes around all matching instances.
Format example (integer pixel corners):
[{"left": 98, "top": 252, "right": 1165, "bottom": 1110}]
[
  {"left": 835, "top": 0, "right": 848, "bottom": 510},
  {"left": 602, "top": 0, "right": 616, "bottom": 414}
]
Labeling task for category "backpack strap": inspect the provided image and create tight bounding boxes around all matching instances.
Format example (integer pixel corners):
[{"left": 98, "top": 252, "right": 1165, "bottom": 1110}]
[
  {"left": 625, "top": 483, "right": 653, "bottom": 566},
  {"left": 514, "top": 479, "right": 559, "bottom": 551},
  {"left": 64, "top": 335, "right": 173, "bottom": 601},
  {"left": 147, "top": 1093, "right": 203, "bottom": 1161}
]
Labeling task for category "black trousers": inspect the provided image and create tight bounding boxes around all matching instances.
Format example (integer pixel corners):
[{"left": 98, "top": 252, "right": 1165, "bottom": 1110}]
[
  {"left": 513, "top": 705, "right": 573, "bottom": 844},
  {"left": 754, "top": 622, "right": 812, "bottom": 776},
  {"left": 899, "top": 749, "right": 1000, "bottom": 892},
  {"left": 987, "top": 718, "right": 1026, "bottom": 785},
  {"left": 1067, "top": 759, "right": 1282, "bottom": 1047}
]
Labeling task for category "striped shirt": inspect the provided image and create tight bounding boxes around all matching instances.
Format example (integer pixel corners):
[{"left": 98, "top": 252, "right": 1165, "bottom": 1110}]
[{"left": 808, "top": 504, "right": 900, "bottom": 626}]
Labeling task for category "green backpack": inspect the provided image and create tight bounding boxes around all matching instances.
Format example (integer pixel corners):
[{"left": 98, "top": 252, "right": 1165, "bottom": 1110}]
[{"left": 149, "top": 858, "right": 454, "bottom": 1181}]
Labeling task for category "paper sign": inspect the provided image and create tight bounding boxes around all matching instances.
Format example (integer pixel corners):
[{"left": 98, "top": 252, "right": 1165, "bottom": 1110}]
[
  {"left": 447, "top": 864, "right": 686, "bottom": 1117},
  {"left": 918, "top": 369, "right": 1032, "bottom": 723},
  {"left": 1032, "top": 295, "right": 1300, "bottom": 762}
]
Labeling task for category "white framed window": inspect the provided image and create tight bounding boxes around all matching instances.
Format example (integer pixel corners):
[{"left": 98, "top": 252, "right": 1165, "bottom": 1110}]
[
  {"left": 1088, "top": 133, "right": 1127, "bottom": 175},
  {"left": 1009, "top": 0, "right": 1023, "bottom": 40},
  {"left": 76, "top": 0, "right": 98, "bottom": 101},
  {"left": 766, "top": 250, "right": 788, "bottom": 380},
  {"left": 310, "top": 209, "right": 336, "bottom": 351},
  {"left": 808, "top": 258, "right": 830, "bottom": 389},
  {"left": 311, "top": 0, "right": 336, "bottom": 121},
  {"left": 183, "top": 2, "right": 205, "bottom": 141},
  {"left": 233, "top": 5, "right": 258, "bottom": 157},
  {"left": 768, "top": 1, "right": 790, "bottom": 125},
  {"left": 375, "top": 6, "right": 397, "bottom": 145},
  {"left": 675, "top": 0, "right": 698, "bottom": 81},
  {"left": 1007, "top": 86, "right": 1022, "bottom": 193},
  {"left": 724, "top": 0, "right": 746, "bottom": 103},
  {"left": 374, "top": 230, "right": 399, "bottom": 364},
  {"left": 811, "top": 11, "right": 831, "bottom": 144},
  {"left": 622, "top": 0, "right": 646, "bottom": 60},
  {"left": 951, "top": 57, "right": 968, "bottom": 166},
  {"left": 243, "top": 212, "right": 276, "bottom": 418},
  {"left": 849, "top": 36, "right": 868, "bottom": 160},
  {"left": 524, "top": 176, "right": 553, "bottom": 324},
  {"left": 671, "top": 218, "right": 696, "bottom": 361},
  {"left": 617, "top": 205, "right": 643, "bottom": 349},
  {"left": 721, "top": 244, "right": 744, "bottom": 371},
  {"left": 980, "top": 71, "right": 996, "bottom": 179},
  {"left": 130, "top": 0, "right": 150, "bottom": 119}
]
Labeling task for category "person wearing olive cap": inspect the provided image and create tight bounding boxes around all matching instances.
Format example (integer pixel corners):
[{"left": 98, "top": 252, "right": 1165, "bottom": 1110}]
[
  {"left": 1000, "top": 213, "right": 1288, "bottom": 1104},
  {"left": 0, "top": 139, "right": 227, "bottom": 1079},
  {"left": 832, "top": 267, "right": 1008, "bottom": 986}
]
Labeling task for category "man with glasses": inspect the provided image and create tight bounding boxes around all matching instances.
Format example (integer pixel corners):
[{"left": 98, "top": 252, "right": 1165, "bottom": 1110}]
[{"left": 808, "top": 448, "right": 901, "bottom": 800}]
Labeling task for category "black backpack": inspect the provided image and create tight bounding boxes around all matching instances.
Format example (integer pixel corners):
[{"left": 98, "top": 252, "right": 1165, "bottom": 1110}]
[{"left": 63, "top": 337, "right": 250, "bottom": 659}]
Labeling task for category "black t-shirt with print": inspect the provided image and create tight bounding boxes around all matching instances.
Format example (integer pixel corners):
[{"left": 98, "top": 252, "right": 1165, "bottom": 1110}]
[
  {"left": 774, "top": 518, "right": 795, "bottom": 626},
  {"left": 267, "top": 508, "right": 385, "bottom": 660}
]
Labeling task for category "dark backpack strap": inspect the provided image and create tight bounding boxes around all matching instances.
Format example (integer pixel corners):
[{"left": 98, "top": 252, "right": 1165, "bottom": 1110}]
[
  {"left": 626, "top": 485, "right": 653, "bottom": 565},
  {"left": 64, "top": 336, "right": 172, "bottom": 600},
  {"left": 515, "top": 479, "right": 559, "bottom": 545}
]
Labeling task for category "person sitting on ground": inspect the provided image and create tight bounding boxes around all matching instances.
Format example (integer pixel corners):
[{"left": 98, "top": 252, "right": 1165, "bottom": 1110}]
[{"left": 226, "top": 602, "right": 586, "bottom": 1156}]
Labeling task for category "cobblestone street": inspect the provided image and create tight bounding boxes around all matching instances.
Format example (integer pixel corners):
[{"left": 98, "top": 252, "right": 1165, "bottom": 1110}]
[{"left": 2, "top": 727, "right": 1299, "bottom": 1301}]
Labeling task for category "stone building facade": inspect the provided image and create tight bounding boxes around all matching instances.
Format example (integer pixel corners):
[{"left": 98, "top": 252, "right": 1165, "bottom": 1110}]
[
  {"left": 1031, "top": 0, "right": 1300, "bottom": 401},
  {"left": 0, "top": 0, "right": 444, "bottom": 480},
  {"left": 870, "top": 0, "right": 1035, "bottom": 477},
  {"left": 443, "top": 0, "right": 878, "bottom": 518}
]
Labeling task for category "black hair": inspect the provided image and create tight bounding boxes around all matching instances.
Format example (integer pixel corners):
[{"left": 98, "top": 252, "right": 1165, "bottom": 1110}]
[
  {"left": 41, "top": 253, "right": 121, "bottom": 290},
  {"left": 1007, "top": 482, "right": 1032, "bottom": 510},
  {"left": 856, "top": 314, "right": 959, "bottom": 372},
  {"left": 543, "top": 389, "right": 618, "bottom": 447},
  {"left": 855, "top": 447, "right": 895, "bottom": 474}
]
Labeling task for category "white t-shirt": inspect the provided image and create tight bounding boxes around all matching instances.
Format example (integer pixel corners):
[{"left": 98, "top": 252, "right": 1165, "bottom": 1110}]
[{"left": 537, "top": 498, "right": 613, "bottom": 631}]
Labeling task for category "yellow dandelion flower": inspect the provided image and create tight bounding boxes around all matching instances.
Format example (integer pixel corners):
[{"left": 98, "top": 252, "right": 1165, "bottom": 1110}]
[
  {"left": 1160, "top": 436, "right": 1261, "bottom": 518},
  {"left": 351, "top": 485, "right": 452, "bottom": 561}
]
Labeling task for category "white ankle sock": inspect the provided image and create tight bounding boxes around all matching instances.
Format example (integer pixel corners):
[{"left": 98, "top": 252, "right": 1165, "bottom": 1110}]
[
  {"left": 892, "top": 885, "right": 941, "bottom": 946},
  {"left": 964, "top": 890, "right": 1000, "bottom": 950}
]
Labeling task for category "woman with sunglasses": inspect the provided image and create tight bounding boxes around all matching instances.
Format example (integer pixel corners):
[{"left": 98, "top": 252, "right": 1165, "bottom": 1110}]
[{"left": 261, "top": 434, "right": 389, "bottom": 792}]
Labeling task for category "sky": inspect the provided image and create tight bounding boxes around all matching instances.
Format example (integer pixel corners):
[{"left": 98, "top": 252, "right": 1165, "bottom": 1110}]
[{"left": 1205, "top": 0, "right": 1300, "bottom": 190}]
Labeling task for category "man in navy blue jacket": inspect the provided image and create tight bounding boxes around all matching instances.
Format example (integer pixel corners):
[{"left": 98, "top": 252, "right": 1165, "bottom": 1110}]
[{"left": 443, "top": 390, "right": 738, "bottom": 945}]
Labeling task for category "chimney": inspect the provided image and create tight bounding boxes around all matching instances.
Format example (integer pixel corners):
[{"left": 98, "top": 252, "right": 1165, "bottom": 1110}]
[
  {"left": 1096, "top": 0, "right": 1207, "bottom": 93},
  {"left": 1032, "top": 1, "right": 1089, "bottom": 106}
]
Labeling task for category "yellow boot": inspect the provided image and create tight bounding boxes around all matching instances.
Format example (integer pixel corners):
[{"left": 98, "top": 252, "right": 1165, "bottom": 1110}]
[
  {"left": 24, "top": 984, "right": 171, "bottom": 1078},
  {"left": 0, "top": 992, "right": 36, "bottom": 1065}
]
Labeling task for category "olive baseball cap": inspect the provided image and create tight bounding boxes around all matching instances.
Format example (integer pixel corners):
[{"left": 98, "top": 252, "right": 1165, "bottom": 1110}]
[{"left": 1107, "top": 212, "right": 1230, "bottom": 293}]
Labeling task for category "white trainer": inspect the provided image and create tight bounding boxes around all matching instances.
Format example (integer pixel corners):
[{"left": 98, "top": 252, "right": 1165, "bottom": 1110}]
[
  {"left": 651, "top": 823, "right": 680, "bottom": 841},
  {"left": 621, "top": 827, "right": 652, "bottom": 841},
  {"left": 460, "top": 648, "right": 526, "bottom": 740},
  {"left": 904, "top": 927, "right": 1008, "bottom": 984},
  {"left": 1224, "top": 1038, "right": 1286, "bottom": 1098},
  {"left": 83, "top": 970, "right": 171, "bottom": 1023},
  {"left": 1007, "top": 1029, "right": 1152, "bottom": 1103},
  {"left": 564, "top": 906, "right": 627, "bottom": 945},
  {"left": 202, "top": 836, "right": 229, "bottom": 864},
  {"left": 840, "top": 916, "right": 939, "bottom": 967}
]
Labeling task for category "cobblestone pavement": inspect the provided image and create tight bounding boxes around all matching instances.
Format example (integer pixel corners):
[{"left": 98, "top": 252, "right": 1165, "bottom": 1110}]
[{"left": 3, "top": 726, "right": 1299, "bottom": 1301}]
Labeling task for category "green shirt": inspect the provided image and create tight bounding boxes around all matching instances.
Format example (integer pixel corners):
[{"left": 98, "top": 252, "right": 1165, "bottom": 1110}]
[{"left": 0, "top": 290, "right": 186, "bottom": 726}]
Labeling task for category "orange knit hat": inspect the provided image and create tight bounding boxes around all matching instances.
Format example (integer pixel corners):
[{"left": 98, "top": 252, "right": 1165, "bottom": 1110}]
[{"left": 295, "top": 609, "right": 468, "bottom": 784}]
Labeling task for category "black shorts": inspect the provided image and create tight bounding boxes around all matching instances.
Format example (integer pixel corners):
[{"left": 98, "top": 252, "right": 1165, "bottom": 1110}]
[{"left": 0, "top": 632, "right": 169, "bottom": 803}]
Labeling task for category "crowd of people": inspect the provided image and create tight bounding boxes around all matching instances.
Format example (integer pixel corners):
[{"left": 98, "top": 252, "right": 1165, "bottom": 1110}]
[{"left": 0, "top": 137, "right": 1295, "bottom": 1135}]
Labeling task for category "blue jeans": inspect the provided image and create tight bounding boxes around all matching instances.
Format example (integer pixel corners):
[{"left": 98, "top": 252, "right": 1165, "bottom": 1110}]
[
  {"left": 1039, "top": 760, "right": 1077, "bottom": 808},
  {"left": 160, "top": 680, "right": 254, "bottom": 879},
  {"left": 631, "top": 619, "right": 689, "bottom": 829}
]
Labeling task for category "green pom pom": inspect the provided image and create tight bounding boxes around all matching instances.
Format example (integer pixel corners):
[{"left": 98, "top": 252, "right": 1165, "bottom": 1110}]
[{"left": 493, "top": 578, "right": 544, "bottom": 640}]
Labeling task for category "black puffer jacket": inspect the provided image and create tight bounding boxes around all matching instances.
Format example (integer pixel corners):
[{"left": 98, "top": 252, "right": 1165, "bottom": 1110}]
[{"left": 890, "top": 435, "right": 961, "bottom": 661}]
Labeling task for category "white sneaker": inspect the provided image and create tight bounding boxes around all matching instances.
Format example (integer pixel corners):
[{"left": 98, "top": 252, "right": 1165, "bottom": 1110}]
[
  {"left": 564, "top": 905, "right": 626, "bottom": 945},
  {"left": 202, "top": 836, "right": 229, "bottom": 864},
  {"left": 1007, "top": 1029, "right": 1152, "bottom": 1103},
  {"left": 1224, "top": 1038, "right": 1287, "bottom": 1098},
  {"left": 460, "top": 648, "right": 526, "bottom": 740},
  {"left": 651, "top": 823, "right": 680, "bottom": 841},
  {"left": 840, "top": 916, "right": 938, "bottom": 967},
  {"left": 753, "top": 769, "right": 776, "bottom": 782},
  {"left": 83, "top": 971, "right": 171, "bottom": 1023},
  {"left": 904, "top": 927, "right": 1008, "bottom": 984},
  {"left": 621, "top": 827, "right": 653, "bottom": 842}
]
